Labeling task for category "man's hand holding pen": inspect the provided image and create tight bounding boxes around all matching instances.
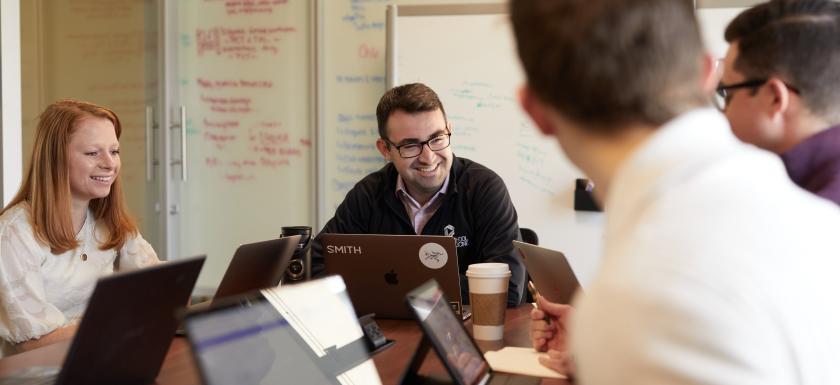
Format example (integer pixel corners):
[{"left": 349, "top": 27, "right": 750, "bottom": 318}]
[{"left": 528, "top": 282, "right": 576, "bottom": 377}]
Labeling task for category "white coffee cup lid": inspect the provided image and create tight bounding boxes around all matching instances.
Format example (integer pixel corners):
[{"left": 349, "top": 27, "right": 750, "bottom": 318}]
[{"left": 466, "top": 262, "right": 511, "bottom": 278}]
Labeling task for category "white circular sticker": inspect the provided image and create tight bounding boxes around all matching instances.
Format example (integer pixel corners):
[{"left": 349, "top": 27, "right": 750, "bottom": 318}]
[{"left": 419, "top": 242, "right": 449, "bottom": 270}]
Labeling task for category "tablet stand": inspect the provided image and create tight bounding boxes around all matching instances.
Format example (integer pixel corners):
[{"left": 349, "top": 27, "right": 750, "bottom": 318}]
[
  {"left": 359, "top": 313, "right": 396, "bottom": 355},
  {"left": 399, "top": 337, "right": 455, "bottom": 385}
]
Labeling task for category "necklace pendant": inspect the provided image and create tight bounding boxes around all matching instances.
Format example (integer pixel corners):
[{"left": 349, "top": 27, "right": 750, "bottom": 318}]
[{"left": 81, "top": 253, "right": 88, "bottom": 261}]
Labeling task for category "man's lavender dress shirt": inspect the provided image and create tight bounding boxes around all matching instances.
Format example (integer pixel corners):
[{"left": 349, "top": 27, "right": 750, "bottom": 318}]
[{"left": 781, "top": 124, "right": 840, "bottom": 206}]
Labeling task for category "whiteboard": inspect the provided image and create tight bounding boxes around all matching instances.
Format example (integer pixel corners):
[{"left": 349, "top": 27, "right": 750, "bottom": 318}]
[
  {"left": 317, "top": 0, "right": 493, "bottom": 226},
  {"left": 388, "top": 4, "right": 604, "bottom": 285},
  {"left": 384, "top": 2, "right": 757, "bottom": 285}
]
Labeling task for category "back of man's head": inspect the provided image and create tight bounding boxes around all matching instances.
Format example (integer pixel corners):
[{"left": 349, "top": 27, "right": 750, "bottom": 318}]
[
  {"left": 725, "top": 0, "right": 840, "bottom": 122},
  {"left": 510, "top": 0, "right": 706, "bottom": 133}
]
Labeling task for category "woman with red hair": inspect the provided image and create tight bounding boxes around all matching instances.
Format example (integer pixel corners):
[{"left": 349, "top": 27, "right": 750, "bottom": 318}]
[{"left": 0, "top": 100, "right": 159, "bottom": 355}]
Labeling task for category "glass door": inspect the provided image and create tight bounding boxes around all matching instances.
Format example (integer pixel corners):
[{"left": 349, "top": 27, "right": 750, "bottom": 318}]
[
  {"left": 166, "top": 0, "right": 315, "bottom": 291},
  {"left": 20, "top": 0, "right": 164, "bottom": 252}
]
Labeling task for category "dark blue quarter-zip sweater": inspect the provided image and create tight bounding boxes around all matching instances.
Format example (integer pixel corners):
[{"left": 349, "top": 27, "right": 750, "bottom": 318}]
[{"left": 312, "top": 156, "right": 525, "bottom": 307}]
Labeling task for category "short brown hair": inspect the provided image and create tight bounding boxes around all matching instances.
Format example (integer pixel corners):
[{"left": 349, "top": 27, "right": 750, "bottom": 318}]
[
  {"left": 510, "top": 0, "right": 706, "bottom": 132},
  {"left": 376, "top": 83, "right": 447, "bottom": 140},
  {"left": 725, "top": 0, "right": 840, "bottom": 121},
  {"left": 1, "top": 100, "right": 138, "bottom": 254}
]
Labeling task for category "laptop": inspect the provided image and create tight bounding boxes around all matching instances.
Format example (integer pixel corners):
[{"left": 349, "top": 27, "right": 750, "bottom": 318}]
[
  {"left": 404, "top": 279, "right": 541, "bottom": 385},
  {"left": 183, "top": 294, "right": 338, "bottom": 385},
  {"left": 182, "top": 277, "right": 382, "bottom": 385},
  {"left": 322, "top": 234, "right": 465, "bottom": 320},
  {"left": 0, "top": 256, "right": 205, "bottom": 385},
  {"left": 212, "top": 235, "right": 300, "bottom": 302},
  {"left": 513, "top": 241, "right": 581, "bottom": 304}
]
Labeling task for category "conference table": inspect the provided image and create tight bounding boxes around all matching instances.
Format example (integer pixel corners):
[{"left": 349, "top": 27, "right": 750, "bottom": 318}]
[{"left": 0, "top": 305, "right": 571, "bottom": 384}]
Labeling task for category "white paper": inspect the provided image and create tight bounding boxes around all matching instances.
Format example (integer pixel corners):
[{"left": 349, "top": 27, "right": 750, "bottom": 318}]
[{"left": 484, "top": 347, "right": 567, "bottom": 379}]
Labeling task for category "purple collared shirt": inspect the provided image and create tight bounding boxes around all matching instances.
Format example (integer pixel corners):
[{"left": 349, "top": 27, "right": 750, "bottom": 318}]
[
  {"left": 781, "top": 124, "right": 840, "bottom": 206},
  {"left": 396, "top": 175, "right": 450, "bottom": 234}
]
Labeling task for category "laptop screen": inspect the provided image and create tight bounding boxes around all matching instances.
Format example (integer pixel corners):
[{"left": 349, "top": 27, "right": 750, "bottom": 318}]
[
  {"left": 406, "top": 281, "right": 491, "bottom": 385},
  {"left": 185, "top": 298, "right": 334, "bottom": 385}
]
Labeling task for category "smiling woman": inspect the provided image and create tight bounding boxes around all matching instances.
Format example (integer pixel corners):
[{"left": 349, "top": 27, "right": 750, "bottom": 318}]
[{"left": 0, "top": 100, "right": 160, "bottom": 357}]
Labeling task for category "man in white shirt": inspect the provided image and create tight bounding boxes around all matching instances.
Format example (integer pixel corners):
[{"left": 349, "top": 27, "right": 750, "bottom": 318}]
[{"left": 510, "top": 0, "right": 840, "bottom": 384}]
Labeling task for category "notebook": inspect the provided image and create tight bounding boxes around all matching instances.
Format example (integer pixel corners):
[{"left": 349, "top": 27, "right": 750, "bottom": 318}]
[
  {"left": 0, "top": 256, "right": 205, "bottom": 385},
  {"left": 322, "top": 234, "right": 465, "bottom": 320}
]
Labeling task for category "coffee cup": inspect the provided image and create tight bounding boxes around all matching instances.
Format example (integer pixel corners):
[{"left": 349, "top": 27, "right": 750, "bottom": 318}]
[{"left": 465, "top": 263, "right": 510, "bottom": 340}]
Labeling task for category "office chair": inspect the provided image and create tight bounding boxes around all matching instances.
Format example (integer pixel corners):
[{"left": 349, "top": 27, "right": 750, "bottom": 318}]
[{"left": 520, "top": 227, "right": 539, "bottom": 246}]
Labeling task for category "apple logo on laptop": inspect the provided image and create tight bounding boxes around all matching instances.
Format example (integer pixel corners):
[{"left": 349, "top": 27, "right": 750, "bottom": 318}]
[{"left": 384, "top": 269, "right": 399, "bottom": 285}]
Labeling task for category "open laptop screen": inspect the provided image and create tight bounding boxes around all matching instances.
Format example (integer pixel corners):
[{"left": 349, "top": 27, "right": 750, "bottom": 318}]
[
  {"left": 185, "top": 298, "right": 334, "bottom": 385},
  {"left": 406, "top": 281, "right": 491, "bottom": 385}
]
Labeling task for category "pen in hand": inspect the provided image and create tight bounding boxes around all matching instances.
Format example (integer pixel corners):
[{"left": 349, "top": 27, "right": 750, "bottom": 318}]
[{"left": 527, "top": 281, "right": 551, "bottom": 325}]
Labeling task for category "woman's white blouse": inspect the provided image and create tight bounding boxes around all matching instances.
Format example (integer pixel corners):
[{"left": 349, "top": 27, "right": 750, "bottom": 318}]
[{"left": 0, "top": 202, "right": 159, "bottom": 348}]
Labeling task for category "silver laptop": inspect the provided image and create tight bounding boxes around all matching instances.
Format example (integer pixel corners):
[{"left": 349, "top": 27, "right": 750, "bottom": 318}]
[
  {"left": 322, "top": 234, "right": 465, "bottom": 319},
  {"left": 513, "top": 240, "right": 581, "bottom": 304},
  {"left": 183, "top": 295, "right": 339, "bottom": 385}
]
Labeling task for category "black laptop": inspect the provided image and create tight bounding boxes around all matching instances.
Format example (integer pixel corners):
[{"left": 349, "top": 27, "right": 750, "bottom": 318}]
[
  {"left": 403, "top": 280, "right": 540, "bottom": 385},
  {"left": 212, "top": 236, "right": 300, "bottom": 302},
  {"left": 0, "top": 256, "right": 205, "bottom": 385}
]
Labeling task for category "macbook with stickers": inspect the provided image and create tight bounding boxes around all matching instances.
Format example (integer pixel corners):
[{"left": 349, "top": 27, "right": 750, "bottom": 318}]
[{"left": 322, "top": 234, "right": 465, "bottom": 319}]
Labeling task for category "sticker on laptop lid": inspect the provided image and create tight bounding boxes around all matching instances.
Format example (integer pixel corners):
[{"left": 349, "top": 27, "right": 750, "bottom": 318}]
[{"left": 419, "top": 242, "right": 448, "bottom": 269}]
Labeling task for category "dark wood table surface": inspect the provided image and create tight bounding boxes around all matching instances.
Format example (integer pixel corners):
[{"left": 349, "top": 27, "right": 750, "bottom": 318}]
[{"left": 0, "top": 305, "right": 571, "bottom": 384}]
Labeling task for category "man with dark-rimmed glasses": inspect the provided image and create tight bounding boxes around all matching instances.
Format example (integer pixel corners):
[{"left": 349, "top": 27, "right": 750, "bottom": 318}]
[
  {"left": 311, "top": 83, "right": 526, "bottom": 307},
  {"left": 512, "top": 0, "right": 840, "bottom": 382},
  {"left": 720, "top": 0, "right": 840, "bottom": 205}
]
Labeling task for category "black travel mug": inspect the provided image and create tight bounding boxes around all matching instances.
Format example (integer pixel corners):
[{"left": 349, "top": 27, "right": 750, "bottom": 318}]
[{"left": 280, "top": 226, "right": 312, "bottom": 282}]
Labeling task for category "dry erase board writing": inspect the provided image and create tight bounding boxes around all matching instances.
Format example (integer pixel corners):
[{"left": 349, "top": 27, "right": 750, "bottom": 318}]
[
  {"left": 389, "top": 5, "right": 604, "bottom": 283},
  {"left": 319, "top": 0, "right": 492, "bottom": 220},
  {"left": 177, "top": 0, "right": 312, "bottom": 288}
]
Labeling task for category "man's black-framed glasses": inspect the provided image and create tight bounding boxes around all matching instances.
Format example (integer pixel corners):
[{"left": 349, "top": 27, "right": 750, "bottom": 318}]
[
  {"left": 713, "top": 78, "right": 800, "bottom": 111},
  {"left": 384, "top": 132, "right": 452, "bottom": 158}
]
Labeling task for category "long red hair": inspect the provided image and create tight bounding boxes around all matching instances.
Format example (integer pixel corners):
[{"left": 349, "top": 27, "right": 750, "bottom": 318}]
[{"left": 1, "top": 100, "right": 138, "bottom": 254}]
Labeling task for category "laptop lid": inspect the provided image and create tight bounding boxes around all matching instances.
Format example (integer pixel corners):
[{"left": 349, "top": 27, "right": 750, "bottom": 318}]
[
  {"left": 513, "top": 241, "right": 581, "bottom": 305},
  {"left": 184, "top": 295, "right": 337, "bottom": 385},
  {"left": 322, "top": 234, "right": 462, "bottom": 319},
  {"left": 56, "top": 255, "right": 205, "bottom": 385},
  {"left": 184, "top": 276, "right": 382, "bottom": 385},
  {"left": 213, "top": 235, "right": 300, "bottom": 301}
]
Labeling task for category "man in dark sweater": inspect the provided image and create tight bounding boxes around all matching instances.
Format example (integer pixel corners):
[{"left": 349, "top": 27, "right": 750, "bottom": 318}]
[
  {"left": 718, "top": 0, "right": 840, "bottom": 205},
  {"left": 312, "top": 83, "right": 525, "bottom": 307}
]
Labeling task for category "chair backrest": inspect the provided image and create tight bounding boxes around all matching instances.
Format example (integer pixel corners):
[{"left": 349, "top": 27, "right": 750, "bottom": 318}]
[{"left": 520, "top": 227, "right": 539, "bottom": 245}]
